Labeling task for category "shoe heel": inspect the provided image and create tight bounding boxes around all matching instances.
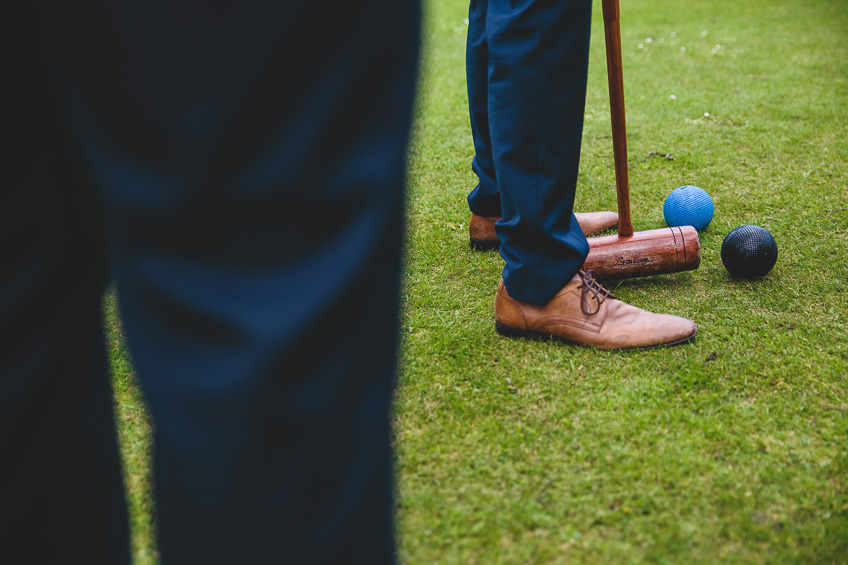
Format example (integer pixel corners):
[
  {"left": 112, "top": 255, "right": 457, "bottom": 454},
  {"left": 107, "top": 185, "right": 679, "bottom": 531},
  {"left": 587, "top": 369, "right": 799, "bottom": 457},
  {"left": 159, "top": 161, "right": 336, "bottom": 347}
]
[
  {"left": 470, "top": 239, "right": 499, "bottom": 252},
  {"left": 496, "top": 322, "right": 532, "bottom": 339}
]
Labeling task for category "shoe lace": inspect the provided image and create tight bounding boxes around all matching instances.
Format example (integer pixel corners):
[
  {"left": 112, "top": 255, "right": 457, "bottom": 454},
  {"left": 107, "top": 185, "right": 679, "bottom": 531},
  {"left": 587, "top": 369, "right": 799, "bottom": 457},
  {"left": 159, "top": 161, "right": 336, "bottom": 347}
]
[{"left": 577, "top": 269, "right": 614, "bottom": 316}]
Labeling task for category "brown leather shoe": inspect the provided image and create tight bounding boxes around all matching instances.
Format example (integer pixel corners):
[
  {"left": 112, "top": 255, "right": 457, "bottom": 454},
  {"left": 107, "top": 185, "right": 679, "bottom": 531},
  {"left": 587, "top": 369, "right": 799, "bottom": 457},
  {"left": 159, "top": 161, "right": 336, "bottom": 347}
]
[
  {"left": 575, "top": 211, "right": 620, "bottom": 236},
  {"left": 494, "top": 270, "right": 697, "bottom": 350},
  {"left": 469, "top": 214, "right": 502, "bottom": 250},
  {"left": 469, "top": 212, "right": 619, "bottom": 250}
]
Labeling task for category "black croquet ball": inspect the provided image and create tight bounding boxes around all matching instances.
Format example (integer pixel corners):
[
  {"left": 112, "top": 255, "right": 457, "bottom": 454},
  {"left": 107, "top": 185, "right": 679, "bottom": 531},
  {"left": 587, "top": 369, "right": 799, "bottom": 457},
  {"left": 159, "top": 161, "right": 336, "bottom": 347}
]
[{"left": 721, "top": 225, "right": 778, "bottom": 278}]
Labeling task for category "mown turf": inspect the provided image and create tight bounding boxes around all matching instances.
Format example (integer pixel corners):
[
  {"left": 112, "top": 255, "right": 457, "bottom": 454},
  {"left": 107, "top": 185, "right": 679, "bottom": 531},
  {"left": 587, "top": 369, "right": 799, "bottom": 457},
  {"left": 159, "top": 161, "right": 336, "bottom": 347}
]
[
  {"left": 395, "top": 0, "right": 847, "bottom": 563},
  {"left": 105, "top": 291, "right": 157, "bottom": 565}
]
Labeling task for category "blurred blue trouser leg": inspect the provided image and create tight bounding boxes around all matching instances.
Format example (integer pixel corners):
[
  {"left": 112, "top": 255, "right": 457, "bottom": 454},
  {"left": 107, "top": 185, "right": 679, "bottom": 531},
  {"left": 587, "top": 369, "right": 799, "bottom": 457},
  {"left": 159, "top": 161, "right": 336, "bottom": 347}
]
[
  {"left": 1, "top": 1, "right": 420, "bottom": 563},
  {"left": 0, "top": 2, "right": 130, "bottom": 563}
]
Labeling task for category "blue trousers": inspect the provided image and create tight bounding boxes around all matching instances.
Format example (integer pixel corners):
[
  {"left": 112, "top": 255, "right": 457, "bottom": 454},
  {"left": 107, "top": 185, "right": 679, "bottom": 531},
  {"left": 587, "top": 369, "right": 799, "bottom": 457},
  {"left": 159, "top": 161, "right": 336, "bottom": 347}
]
[
  {"left": 1, "top": 1, "right": 419, "bottom": 563},
  {"left": 466, "top": 0, "right": 593, "bottom": 305}
]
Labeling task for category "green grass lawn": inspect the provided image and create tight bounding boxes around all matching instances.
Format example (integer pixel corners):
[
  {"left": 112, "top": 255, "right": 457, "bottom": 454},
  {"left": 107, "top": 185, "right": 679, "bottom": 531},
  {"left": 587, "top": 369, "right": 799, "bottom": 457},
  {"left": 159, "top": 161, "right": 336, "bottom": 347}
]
[
  {"left": 109, "top": 0, "right": 847, "bottom": 562},
  {"left": 396, "top": 0, "right": 847, "bottom": 562}
]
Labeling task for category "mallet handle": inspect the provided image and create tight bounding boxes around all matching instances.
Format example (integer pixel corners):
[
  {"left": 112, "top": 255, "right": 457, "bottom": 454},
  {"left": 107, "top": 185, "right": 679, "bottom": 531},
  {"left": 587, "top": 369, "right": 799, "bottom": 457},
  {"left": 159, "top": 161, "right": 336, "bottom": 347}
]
[{"left": 602, "top": 0, "right": 634, "bottom": 237}]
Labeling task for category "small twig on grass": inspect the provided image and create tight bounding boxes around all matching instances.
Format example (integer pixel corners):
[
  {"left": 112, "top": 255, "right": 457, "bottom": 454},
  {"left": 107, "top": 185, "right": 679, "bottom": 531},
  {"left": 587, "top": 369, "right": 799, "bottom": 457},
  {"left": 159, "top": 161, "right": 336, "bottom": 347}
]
[
  {"left": 645, "top": 151, "right": 676, "bottom": 161},
  {"left": 631, "top": 151, "right": 675, "bottom": 168},
  {"left": 627, "top": 151, "right": 675, "bottom": 169},
  {"left": 817, "top": 407, "right": 848, "bottom": 414},
  {"left": 811, "top": 406, "right": 848, "bottom": 426},
  {"left": 536, "top": 477, "right": 555, "bottom": 506}
]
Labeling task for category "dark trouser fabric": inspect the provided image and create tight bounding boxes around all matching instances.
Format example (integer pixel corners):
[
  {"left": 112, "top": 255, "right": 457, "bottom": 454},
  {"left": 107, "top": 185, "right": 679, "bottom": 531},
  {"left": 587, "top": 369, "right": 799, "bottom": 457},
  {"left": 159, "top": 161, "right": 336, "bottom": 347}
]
[
  {"left": 1, "top": 1, "right": 420, "bottom": 564},
  {"left": 466, "top": 0, "right": 593, "bottom": 305}
]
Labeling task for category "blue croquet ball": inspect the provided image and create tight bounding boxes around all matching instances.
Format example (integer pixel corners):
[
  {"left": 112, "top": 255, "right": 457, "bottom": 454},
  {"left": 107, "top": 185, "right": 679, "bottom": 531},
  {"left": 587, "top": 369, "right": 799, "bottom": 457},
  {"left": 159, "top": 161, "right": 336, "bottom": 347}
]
[
  {"left": 721, "top": 225, "right": 778, "bottom": 278},
  {"left": 663, "top": 185, "right": 714, "bottom": 231}
]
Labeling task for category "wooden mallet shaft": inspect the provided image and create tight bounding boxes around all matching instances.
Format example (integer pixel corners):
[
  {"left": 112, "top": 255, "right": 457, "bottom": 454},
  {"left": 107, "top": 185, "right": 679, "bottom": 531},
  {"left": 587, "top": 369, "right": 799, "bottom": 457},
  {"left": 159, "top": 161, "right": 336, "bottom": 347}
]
[
  {"left": 582, "top": 0, "right": 700, "bottom": 279},
  {"left": 601, "top": 0, "right": 633, "bottom": 237}
]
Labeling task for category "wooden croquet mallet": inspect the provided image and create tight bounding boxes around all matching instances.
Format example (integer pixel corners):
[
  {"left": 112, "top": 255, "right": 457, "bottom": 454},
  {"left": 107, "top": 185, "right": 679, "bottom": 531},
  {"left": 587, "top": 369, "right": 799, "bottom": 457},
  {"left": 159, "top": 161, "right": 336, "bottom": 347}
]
[{"left": 582, "top": 0, "right": 700, "bottom": 279}]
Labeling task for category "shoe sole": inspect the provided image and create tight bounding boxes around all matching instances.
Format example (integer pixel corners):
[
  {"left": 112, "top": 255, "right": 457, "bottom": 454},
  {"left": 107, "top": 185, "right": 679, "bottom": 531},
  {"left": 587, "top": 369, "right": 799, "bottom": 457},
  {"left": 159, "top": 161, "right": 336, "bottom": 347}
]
[
  {"left": 470, "top": 238, "right": 499, "bottom": 251},
  {"left": 495, "top": 322, "right": 697, "bottom": 351}
]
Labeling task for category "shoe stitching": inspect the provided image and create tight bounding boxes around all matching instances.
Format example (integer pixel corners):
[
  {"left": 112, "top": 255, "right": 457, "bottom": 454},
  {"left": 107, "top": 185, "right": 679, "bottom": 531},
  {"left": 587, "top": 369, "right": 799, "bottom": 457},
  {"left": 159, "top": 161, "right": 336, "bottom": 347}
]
[{"left": 534, "top": 317, "right": 603, "bottom": 334}]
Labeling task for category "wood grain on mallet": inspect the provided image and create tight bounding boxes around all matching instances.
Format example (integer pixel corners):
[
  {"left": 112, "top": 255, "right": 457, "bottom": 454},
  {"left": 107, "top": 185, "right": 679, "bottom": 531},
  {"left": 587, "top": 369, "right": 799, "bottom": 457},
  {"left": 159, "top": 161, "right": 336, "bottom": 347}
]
[{"left": 583, "top": 226, "right": 701, "bottom": 279}]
